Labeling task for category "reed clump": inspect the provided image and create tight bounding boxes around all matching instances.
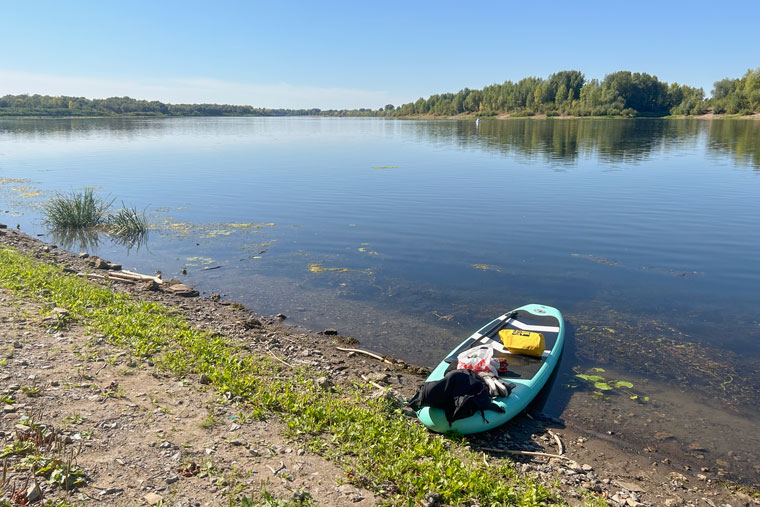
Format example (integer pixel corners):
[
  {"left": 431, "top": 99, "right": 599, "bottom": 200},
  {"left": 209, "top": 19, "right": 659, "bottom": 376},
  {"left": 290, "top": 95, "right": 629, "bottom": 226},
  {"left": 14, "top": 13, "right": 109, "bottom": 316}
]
[
  {"left": 42, "top": 188, "right": 112, "bottom": 229},
  {"left": 43, "top": 190, "right": 148, "bottom": 239}
]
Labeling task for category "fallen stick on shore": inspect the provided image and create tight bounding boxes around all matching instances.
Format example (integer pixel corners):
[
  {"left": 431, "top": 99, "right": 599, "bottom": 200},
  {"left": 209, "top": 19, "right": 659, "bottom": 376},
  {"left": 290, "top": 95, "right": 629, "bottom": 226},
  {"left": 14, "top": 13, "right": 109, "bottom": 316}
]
[
  {"left": 268, "top": 349, "right": 293, "bottom": 368},
  {"left": 336, "top": 347, "right": 394, "bottom": 365},
  {"left": 479, "top": 447, "right": 570, "bottom": 460},
  {"left": 118, "top": 269, "right": 163, "bottom": 284},
  {"left": 547, "top": 429, "right": 564, "bottom": 455},
  {"left": 360, "top": 374, "right": 388, "bottom": 391},
  {"left": 80, "top": 272, "right": 136, "bottom": 285}
]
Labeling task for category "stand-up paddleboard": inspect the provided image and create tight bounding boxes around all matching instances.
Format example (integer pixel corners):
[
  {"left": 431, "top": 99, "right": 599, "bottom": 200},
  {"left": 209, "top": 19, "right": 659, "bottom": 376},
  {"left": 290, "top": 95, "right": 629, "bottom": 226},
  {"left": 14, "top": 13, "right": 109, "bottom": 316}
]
[{"left": 417, "top": 303, "right": 564, "bottom": 434}]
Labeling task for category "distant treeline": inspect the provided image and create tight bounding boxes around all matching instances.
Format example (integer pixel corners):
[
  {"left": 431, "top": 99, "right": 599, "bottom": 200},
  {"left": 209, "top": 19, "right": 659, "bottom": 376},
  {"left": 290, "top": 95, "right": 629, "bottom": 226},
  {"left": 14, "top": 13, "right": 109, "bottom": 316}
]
[
  {"left": 1, "top": 68, "right": 758, "bottom": 118},
  {"left": 387, "top": 68, "right": 760, "bottom": 117},
  {"left": 0, "top": 94, "right": 379, "bottom": 118}
]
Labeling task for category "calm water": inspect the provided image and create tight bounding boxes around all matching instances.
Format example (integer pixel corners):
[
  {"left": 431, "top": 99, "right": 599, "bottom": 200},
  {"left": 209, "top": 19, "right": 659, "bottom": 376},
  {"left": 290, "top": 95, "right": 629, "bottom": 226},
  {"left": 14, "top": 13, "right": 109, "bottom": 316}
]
[{"left": 2, "top": 117, "right": 759, "bottom": 483}]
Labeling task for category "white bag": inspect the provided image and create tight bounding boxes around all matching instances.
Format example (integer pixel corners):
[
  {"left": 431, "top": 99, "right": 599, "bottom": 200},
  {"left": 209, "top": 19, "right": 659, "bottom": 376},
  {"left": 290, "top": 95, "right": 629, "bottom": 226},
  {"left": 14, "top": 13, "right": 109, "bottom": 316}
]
[{"left": 456, "top": 345, "right": 499, "bottom": 376}]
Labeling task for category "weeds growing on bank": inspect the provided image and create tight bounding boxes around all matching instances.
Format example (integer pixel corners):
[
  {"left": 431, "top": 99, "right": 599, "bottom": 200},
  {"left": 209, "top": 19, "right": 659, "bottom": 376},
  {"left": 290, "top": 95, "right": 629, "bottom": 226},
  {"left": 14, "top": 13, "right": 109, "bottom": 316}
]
[{"left": 0, "top": 246, "right": 560, "bottom": 506}]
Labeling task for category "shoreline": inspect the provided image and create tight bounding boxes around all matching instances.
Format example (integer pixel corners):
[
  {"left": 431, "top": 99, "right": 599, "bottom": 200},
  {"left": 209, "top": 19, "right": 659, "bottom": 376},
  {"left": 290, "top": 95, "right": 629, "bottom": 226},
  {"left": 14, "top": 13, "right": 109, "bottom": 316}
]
[
  {"left": 1, "top": 227, "right": 758, "bottom": 505},
  {"left": 1, "top": 112, "right": 759, "bottom": 121}
]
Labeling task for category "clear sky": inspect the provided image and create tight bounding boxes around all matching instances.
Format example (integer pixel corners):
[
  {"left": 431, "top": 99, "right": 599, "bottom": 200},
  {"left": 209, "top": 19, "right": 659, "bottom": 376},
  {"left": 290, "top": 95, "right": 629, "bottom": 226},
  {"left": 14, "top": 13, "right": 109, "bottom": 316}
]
[{"left": 1, "top": 0, "right": 758, "bottom": 109}]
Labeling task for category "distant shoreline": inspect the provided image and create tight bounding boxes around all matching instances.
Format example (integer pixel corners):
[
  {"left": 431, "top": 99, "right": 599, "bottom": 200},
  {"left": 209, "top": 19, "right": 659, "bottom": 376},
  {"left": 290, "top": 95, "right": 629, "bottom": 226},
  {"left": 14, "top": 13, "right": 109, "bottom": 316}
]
[{"left": 1, "top": 112, "right": 759, "bottom": 120}]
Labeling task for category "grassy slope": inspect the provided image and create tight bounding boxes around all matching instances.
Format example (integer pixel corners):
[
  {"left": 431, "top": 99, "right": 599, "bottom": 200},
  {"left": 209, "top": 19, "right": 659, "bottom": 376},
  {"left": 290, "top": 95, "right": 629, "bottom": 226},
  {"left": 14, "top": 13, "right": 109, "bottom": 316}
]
[{"left": 0, "top": 245, "right": 564, "bottom": 506}]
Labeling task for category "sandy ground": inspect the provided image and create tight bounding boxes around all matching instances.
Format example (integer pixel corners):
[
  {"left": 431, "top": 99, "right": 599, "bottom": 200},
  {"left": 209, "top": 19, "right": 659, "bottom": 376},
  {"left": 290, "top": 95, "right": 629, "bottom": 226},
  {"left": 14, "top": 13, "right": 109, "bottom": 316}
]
[{"left": 1, "top": 227, "right": 757, "bottom": 506}]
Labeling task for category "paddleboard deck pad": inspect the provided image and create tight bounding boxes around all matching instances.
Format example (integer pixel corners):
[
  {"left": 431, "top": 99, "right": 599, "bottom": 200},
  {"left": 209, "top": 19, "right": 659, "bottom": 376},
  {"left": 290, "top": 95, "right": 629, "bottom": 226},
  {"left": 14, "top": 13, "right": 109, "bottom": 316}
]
[{"left": 416, "top": 303, "right": 564, "bottom": 434}]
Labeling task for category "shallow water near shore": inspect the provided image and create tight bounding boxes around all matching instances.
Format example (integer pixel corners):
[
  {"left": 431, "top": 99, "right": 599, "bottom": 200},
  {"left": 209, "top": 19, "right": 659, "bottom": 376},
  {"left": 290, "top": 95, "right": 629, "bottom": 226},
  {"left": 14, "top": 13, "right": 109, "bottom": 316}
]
[{"left": 1, "top": 117, "right": 759, "bottom": 484}]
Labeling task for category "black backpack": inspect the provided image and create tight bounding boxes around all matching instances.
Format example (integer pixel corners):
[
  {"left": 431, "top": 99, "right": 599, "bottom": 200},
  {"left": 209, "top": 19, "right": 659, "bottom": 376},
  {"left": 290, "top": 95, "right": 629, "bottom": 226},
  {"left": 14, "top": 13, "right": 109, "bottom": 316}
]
[{"left": 408, "top": 369, "right": 505, "bottom": 425}]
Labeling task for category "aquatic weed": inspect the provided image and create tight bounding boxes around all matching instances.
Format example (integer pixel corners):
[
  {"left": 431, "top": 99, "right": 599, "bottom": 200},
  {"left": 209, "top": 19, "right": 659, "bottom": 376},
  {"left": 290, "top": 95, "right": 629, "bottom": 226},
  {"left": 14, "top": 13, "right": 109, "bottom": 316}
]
[{"left": 42, "top": 189, "right": 112, "bottom": 229}]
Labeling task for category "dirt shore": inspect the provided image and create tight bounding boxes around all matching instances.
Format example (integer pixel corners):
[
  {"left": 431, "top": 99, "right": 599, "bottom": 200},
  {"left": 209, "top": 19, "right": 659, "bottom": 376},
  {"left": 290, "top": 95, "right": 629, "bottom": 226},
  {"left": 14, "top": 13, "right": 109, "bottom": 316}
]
[{"left": 1, "top": 227, "right": 757, "bottom": 506}]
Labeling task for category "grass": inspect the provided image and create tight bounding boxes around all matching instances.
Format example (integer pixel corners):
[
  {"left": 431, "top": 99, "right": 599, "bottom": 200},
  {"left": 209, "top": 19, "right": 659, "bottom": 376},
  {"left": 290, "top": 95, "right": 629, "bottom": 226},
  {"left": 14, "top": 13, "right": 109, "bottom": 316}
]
[
  {"left": 42, "top": 188, "right": 112, "bottom": 229},
  {"left": 0, "top": 245, "right": 561, "bottom": 506},
  {"left": 42, "top": 189, "right": 148, "bottom": 242},
  {"left": 107, "top": 202, "right": 148, "bottom": 237}
]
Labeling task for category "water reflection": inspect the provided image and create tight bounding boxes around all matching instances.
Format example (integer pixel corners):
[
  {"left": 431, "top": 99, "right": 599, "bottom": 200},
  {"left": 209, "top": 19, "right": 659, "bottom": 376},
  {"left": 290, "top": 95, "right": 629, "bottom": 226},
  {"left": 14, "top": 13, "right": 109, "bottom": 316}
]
[
  {"left": 707, "top": 119, "right": 760, "bottom": 169},
  {"left": 50, "top": 227, "right": 149, "bottom": 254},
  {"left": 1, "top": 117, "right": 758, "bottom": 168}
]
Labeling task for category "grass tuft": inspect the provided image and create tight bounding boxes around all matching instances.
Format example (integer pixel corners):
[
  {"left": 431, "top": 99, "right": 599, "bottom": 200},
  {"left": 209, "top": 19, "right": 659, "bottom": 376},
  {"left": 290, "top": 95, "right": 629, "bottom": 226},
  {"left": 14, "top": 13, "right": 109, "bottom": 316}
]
[
  {"left": 107, "top": 203, "right": 148, "bottom": 237},
  {"left": 42, "top": 188, "right": 113, "bottom": 229}
]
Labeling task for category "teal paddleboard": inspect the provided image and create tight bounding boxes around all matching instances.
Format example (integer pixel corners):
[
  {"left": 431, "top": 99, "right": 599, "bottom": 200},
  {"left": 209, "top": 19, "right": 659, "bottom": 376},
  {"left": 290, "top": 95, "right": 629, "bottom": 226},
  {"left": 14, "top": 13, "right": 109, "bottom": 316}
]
[{"left": 417, "top": 303, "right": 564, "bottom": 434}]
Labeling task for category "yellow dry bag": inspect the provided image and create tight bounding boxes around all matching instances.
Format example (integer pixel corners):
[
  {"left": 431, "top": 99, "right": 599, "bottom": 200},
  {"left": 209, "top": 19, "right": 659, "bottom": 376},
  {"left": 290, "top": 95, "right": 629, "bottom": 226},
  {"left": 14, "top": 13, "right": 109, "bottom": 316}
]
[{"left": 498, "top": 329, "right": 545, "bottom": 358}]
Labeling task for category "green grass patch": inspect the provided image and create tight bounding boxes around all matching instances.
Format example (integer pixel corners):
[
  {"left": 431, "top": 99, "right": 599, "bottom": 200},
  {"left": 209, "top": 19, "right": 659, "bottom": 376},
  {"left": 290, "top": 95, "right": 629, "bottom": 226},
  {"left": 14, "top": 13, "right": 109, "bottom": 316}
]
[{"left": 0, "top": 245, "right": 559, "bottom": 506}]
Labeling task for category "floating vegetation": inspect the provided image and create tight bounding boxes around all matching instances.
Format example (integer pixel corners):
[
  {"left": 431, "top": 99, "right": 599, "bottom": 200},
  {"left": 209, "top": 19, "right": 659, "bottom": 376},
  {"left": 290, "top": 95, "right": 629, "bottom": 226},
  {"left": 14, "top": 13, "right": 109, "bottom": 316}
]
[
  {"left": 308, "top": 263, "right": 350, "bottom": 273},
  {"left": 571, "top": 253, "right": 618, "bottom": 266},
  {"left": 572, "top": 312, "right": 758, "bottom": 411},
  {"left": 0, "top": 177, "right": 30, "bottom": 185},
  {"left": 201, "top": 229, "right": 233, "bottom": 238},
  {"left": 185, "top": 256, "right": 215, "bottom": 266},
  {"left": 472, "top": 263, "right": 501, "bottom": 272},
  {"left": 152, "top": 220, "right": 276, "bottom": 239},
  {"left": 10, "top": 186, "right": 43, "bottom": 198},
  {"left": 570, "top": 368, "right": 647, "bottom": 401},
  {"left": 357, "top": 246, "right": 379, "bottom": 255}
]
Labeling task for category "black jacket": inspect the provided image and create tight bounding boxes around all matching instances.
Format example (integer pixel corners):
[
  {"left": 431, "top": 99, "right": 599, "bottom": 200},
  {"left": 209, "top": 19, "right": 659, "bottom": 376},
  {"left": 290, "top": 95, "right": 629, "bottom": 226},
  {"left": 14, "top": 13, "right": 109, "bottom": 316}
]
[{"left": 409, "top": 369, "right": 505, "bottom": 425}]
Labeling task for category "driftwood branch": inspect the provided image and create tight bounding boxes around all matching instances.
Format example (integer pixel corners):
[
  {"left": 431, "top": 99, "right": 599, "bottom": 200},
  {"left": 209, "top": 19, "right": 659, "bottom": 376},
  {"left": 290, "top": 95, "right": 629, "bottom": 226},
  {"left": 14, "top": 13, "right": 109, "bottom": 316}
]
[
  {"left": 267, "top": 350, "right": 293, "bottom": 368},
  {"left": 547, "top": 429, "right": 564, "bottom": 455},
  {"left": 479, "top": 447, "right": 571, "bottom": 460},
  {"left": 115, "top": 270, "right": 163, "bottom": 284},
  {"left": 336, "top": 347, "right": 394, "bottom": 365},
  {"left": 360, "top": 374, "right": 387, "bottom": 391}
]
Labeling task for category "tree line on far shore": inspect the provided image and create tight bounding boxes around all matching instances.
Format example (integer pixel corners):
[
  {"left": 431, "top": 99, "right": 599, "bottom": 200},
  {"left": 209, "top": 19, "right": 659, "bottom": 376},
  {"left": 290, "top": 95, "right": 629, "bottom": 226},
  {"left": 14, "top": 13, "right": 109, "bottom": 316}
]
[
  {"left": 387, "top": 68, "right": 760, "bottom": 117},
  {"left": 1, "top": 68, "right": 758, "bottom": 118},
  {"left": 0, "top": 95, "right": 379, "bottom": 118}
]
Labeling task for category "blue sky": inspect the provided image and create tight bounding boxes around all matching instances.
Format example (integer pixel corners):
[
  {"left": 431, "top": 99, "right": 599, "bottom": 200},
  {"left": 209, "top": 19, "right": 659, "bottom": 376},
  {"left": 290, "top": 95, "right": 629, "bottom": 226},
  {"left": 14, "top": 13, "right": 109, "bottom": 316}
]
[{"left": 1, "top": 0, "right": 758, "bottom": 108}]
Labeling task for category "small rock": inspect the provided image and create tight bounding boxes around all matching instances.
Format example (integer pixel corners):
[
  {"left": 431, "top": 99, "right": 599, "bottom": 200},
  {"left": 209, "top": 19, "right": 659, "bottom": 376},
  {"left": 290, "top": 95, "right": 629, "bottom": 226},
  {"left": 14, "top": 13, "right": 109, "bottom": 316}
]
[
  {"left": 688, "top": 442, "right": 707, "bottom": 452},
  {"left": 78, "top": 252, "right": 89, "bottom": 258},
  {"left": 26, "top": 483, "right": 42, "bottom": 503},
  {"left": 240, "top": 317, "right": 262, "bottom": 329},
  {"left": 3, "top": 405, "right": 16, "bottom": 413},
  {"left": 663, "top": 497, "right": 683, "bottom": 506},
  {"left": 167, "top": 283, "right": 199, "bottom": 297},
  {"left": 140, "top": 280, "right": 159, "bottom": 292},
  {"left": 421, "top": 492, "right": 442, "bottom": 507},
  {"left": 321, "top": 328, "right": 338, "bottom": 335},
  {"left": 166, "top": 475, "right": 180, "bottom": 484},
  {"left": 144, "top": 492, "right": 164, "bottom": 505},
  {"left": 199, "top": 374, "right": 211, "bottom": 385},
  {"left": 316, "top": 377, "right": 333, "bottom": 390},
  {"left": 89, "top": 256, "right": 109, "bottom": 269},
  {"left": 0, "top": 222, "right": 6, "bottom": 229},
  {"left": 654, "top": 432, "right": 675, "bottom": 441},
  {"left": 366, "top": 372, "right": 389, "bottom": 384},
  {"left": 275, "top": 313, "right": 287, "bottom": 320},
  {"left": 616, "top": 480, "right": 643, "bottom": 492}
]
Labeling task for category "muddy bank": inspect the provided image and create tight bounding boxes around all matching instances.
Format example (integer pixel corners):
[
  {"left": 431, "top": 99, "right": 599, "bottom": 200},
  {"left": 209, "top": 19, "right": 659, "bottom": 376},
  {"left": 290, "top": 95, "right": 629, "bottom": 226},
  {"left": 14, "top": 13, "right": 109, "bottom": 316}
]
[{"left": 1, "top": 227, "right": 758, "bottom": 506}]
